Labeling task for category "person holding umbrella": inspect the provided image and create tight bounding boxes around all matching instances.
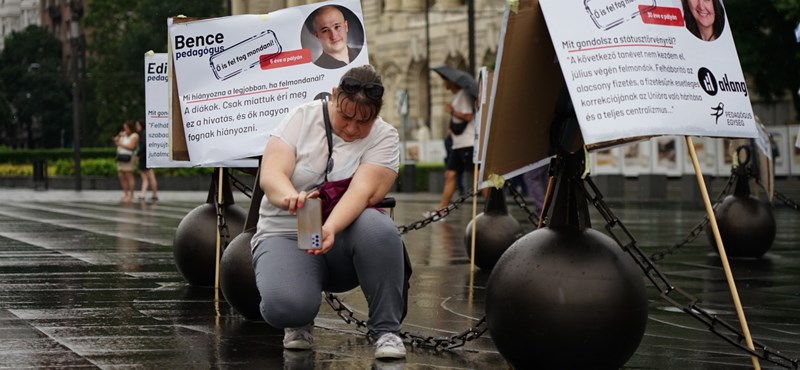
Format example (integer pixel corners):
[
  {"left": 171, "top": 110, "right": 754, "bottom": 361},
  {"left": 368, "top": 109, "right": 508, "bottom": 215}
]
[{"left": 425, "top": 65, "right": 477, "bottom": 218}]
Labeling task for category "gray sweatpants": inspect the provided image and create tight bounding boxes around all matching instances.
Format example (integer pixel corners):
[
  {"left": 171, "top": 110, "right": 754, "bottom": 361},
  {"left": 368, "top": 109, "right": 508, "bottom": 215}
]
[{"left": 252, "top": 208, "right": 406, "bottom": 337}]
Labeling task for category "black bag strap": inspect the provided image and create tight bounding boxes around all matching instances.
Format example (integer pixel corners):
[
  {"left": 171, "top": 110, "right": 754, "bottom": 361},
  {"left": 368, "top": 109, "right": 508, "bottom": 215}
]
[{"left": 322, "top": 99, "right": 333, "bottom": 182}]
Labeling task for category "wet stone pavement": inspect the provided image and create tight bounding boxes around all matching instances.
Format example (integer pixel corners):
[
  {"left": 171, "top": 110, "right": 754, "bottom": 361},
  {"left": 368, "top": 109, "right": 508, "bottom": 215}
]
[{"left": 0, "top": 188, "right": 798, "bottom": 369}]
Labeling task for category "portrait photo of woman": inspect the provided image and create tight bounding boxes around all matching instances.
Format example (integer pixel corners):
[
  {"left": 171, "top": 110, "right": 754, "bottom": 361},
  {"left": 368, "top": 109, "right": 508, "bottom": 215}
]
[{"left": 683, "top": 0, "right": 726, "bottom": 42}]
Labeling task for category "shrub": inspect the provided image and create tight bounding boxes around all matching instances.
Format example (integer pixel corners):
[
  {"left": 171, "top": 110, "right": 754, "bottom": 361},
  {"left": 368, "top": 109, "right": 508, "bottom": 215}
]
[{"left": 0, "top": 148, "right": 115, "bottom": 164}]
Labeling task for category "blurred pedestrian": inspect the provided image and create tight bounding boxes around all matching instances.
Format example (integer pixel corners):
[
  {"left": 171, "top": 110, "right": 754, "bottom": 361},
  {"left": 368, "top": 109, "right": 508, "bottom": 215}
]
[
  {"left": 113, "top": 120, "right": 138, "bottom": 203},
  {"left": 135, "top": 120, "right": 158, "bottom": 202},
  {"left": 426, "top": 77, "right": 475, "bottom": 218},
  {"left": 522, "top": 165, "right": 549, "bottom": 215}
]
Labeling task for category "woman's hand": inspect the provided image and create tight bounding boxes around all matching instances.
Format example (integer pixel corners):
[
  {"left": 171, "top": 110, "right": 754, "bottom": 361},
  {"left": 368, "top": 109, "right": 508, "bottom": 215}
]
[
  {"left": 283, "top": 189, "right": 319, "bottom": 215},
  {"left": 305, "top": 223, "right": 334, "bottom": 255}
]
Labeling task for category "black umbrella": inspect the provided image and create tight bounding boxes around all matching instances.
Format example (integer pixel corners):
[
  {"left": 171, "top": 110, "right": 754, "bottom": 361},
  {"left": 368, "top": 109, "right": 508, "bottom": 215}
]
[{"left": 432, "top": 65, "right": 478, "bottom": 99}]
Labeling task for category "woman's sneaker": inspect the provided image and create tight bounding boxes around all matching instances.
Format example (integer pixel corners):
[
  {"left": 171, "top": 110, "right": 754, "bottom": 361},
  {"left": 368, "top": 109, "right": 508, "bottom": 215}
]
[
  {"left": 374, "top": 333, "right": 406, "bottom": 359},
  {"left": 283, "top": 324, "right": 314, "bottom": 350}
]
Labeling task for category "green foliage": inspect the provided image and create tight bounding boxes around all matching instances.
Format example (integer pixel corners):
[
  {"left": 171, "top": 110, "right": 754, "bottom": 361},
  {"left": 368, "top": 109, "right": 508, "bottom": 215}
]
[
  {"left": 727, "top": 0, "right": 800, "bottom": 119},
  {"left": 0, "top": 159, "right": 218, "bottom": 177},
  {"left": 0, "top": 147, "right": 116, "bottom": 163},
  {"left": 83, "top": 0, "right": 226, "bottom": 147},
  {"left": 0, "top": 25, "right": 71, "bottom": 148},
  {"left": 0, "top": 163, "right": 32, "bottom": 176},
  {"left": 52, "top": 158, "right": 118, "bottom": 177},
  {"left": 397, "top": 162, "right": 445, "bottom": 192}
]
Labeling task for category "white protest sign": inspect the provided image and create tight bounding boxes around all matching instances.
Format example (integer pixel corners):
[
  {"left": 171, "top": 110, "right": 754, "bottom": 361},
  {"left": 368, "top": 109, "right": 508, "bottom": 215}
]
[
  {"left": 169, "top": 0, "right": 368, "bottom": 165},
  {"left": 144, "top": 52, "right": 184, "bottom": 168},
  {"left": 539, "top": 0, "right": 757, "bottom": 147},
  {"left": 795, "top": 125, "right": 800, "bottom": 149},
  {"left": 145, "top": 52, "right": 256, "bottom": 168}
]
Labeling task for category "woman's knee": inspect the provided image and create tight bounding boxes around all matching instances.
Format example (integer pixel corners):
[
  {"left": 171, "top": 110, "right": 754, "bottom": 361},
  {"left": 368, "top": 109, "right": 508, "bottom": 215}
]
[
  {"left": 259, "top": 291, "right": 319, "bottom": 328},
  {"left": 352, "top": 209, "right": 400, "bottom": 241},
  {"left": 252, "top": 239, "right": 321, "bottom": 327}
]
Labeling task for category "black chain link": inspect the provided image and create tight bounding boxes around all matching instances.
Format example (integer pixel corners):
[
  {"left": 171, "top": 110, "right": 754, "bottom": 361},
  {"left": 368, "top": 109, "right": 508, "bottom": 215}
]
[
  {"left": 327, "top": 189, "right": 491, "bottom": 352},
  {"left": 774, "top": 190, "right": 800, "bottom": 211},
  {"left": 396, "top": 190, "right": 477, "bottom": 235},
  {"left": 505, "top": 182, "right": 541, "bottom": 227},
  {"left": 325, "top": 292, "right": 488, "bottom": 352},
  {"left": 581, "top": 176, "right": 798, "bottom": 370},
  {"left": 214, "top": 178, "right": 232, "bottom": 251},
  {"left": 227, "top": 172, "right": 253, "bottom": 199},
  {"left": 753, "top": 176, "right": 800, "bottom": 212},
  {"left": 650, "top": 173, "right": 737, "bottom": 261}
]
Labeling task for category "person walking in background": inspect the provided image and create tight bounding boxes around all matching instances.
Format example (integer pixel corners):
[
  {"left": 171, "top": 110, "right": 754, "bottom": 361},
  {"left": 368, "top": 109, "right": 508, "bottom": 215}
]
[
  {"left": 113, "top": 120, "right": 138, "bottom": 203},
  {"left": 135, "top": 120, "right": 158, "bottom": 202},
  {"left": 426, "top": 74, "right": 475, "bottom": 218},
  {"left": 522, "top": 165, "right": 549, "bottom": 216}
]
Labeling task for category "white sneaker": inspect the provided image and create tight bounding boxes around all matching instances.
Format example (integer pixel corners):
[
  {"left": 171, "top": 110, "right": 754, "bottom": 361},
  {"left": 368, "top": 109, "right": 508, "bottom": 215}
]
[
  {"left": 374, "top": 333, "right": 406, "bottom": 359},
  {"left": 283, "top": 324, "right": 314, "bottom": 350}
]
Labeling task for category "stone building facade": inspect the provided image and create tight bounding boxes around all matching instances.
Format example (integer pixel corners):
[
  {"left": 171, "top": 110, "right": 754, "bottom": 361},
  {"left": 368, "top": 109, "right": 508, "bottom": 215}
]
[
  {"left": 0, "top": 0, "right": 40, "bottom": 50},
  {"left": 38, "top": 0, "right": 86, "bottom": 74},
  {"left": 232, "top": 0, "right": 505, "bottom": 142}
]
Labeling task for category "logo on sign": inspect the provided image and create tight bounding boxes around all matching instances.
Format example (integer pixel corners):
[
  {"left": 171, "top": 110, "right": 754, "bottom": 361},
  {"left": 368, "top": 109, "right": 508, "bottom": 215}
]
[
  {"left": 698, "top": 67, "right": 718, "bottom": 96},
  {"left": 710, "top": 102, "right": 724, "bottom": 124},
  {"left": 698, "top": 67, "right": 749, "bottom": 97}
]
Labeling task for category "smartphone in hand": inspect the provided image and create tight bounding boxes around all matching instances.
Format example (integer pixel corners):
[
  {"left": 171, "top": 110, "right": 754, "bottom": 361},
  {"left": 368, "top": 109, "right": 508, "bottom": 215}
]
[{"left": 297, "top": 197, "right": 322, "bottom": 250}]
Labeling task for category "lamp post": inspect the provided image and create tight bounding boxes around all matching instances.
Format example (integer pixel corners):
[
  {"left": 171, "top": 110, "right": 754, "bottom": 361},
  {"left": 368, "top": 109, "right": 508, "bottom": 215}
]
[
  {"left": 467, "top": 0, "right": 475, "bottom": 76},
  {"left": 70, "top": 0, "right": 83, "bottom": 191}
]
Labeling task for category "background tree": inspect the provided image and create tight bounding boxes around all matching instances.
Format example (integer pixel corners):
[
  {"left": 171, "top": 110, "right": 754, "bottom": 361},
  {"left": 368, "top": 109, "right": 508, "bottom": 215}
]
[
  {"left": 0, "top": 25, "right": 71, "bottom": 148},
  {"left": 83, "top": 0, "right": 226, "bottom": 146},
  {"left": 727, "top": 0, "right": 800, "bottom": 122},
  {"left": 0, "top": 82, "right": 15, "bottom": 146}
]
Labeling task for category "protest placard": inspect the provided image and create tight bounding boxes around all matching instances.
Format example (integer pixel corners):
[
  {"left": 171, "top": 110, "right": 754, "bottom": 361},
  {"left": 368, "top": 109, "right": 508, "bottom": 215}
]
[
  {"left": 478, "top": 0, "right": 564, "bottom": 187},
  {"left": 146, "top": 52, "right": 256, "bottom": 168},
  {"left": 169, "top": 0, "right": 368, "bottom": 165},
  {"left": 144, "top": 52, "right": 183, "bottom": 168},
  {"left": 539, "top": 0, "right": 758, "bottom": 147}
]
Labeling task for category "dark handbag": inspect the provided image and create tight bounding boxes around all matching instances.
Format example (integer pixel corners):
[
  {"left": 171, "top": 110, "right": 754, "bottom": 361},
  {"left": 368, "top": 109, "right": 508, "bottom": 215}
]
[
  {"left": 318, "top": 177, "right": 352, "bottom": 221},
  {"left": 116, "top": 154, "right": 132, "bottom": 162},
  {"left": 318, "top": 101, "right": 381, "bottom": 221},
  {"left": 449, "top": 117, "right": 467, "bottom": 135}
]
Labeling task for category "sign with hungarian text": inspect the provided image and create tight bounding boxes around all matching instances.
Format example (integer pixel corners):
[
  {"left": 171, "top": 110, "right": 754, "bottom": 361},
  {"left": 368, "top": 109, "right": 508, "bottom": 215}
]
[
  {"left": 539, "top": 0, "right": 757, "bottom": 147},
  {"left": 169, "top": 0, "right": 368, "bottom": 165},
  {"left": 144, "top": 52, "right": 179, "bottom": 168},
  {"left": 145, "top": 52, "right": 257, "bottom": 168}
]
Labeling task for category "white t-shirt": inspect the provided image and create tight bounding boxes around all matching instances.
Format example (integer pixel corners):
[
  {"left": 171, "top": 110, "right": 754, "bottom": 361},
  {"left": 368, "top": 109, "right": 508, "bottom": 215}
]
[
  {"left": 252, "top": 100, "right": 399, "bottom": 245},
  {"left": 450, "top": 89, "right": 475, "bottom": 150}
]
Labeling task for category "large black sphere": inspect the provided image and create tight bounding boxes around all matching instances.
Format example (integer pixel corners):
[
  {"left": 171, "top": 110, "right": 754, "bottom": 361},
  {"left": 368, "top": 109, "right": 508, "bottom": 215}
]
[
  {"left": 220, "top": 231, "right": 264, "bottom": 321},
  {"left": 464, "top": 212, "right": 524, "bottom": 270},
  {"left": 173, "top": 203, "right": 247, "bottom": 286},
  {"left": 486, "top": 227, "right": 648, "bottom": 369},
  {"left": 707, "top": 194, "right": 776, "bottom": 258}
]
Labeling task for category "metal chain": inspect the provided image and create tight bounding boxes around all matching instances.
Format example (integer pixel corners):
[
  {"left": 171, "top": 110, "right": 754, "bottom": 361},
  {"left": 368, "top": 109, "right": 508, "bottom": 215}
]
[
  {"left": 752, "top": 176, "right": 800, "bottom": 212},
  {"left": 326, "top": 189, "right": 489, "bottom": 352},
  {"left": 650, "top": 173, "right": 738, "bottom": 261},
  {"left": 214, "top": 179, "right": 232, "bottom": 250},
  {"left": 324, "top": 292, "right": 488, "bottom": 352},
  {"left": 505, "top": 182, "right": 540, "bottom": 227},
  {"left": 396, "top": 190, "right": 477, "bottom": 235},
  {"left": 740, "top": 148, "right": 799, "bottom": 212},
  {"left": 227, "top": 172, "right": 253, "bottom": 199},
  {"left": 774, "top": 190, "right": 800, "bottom": 211},
  {"left": 580, "top": 176, "right": 798, "bottom": 370}
]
